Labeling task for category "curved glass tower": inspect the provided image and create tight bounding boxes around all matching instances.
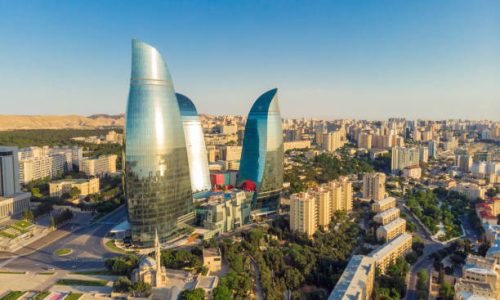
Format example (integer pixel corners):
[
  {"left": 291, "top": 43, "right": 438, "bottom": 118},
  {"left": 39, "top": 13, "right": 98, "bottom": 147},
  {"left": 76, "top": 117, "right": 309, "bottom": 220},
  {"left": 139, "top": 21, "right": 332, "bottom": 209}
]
[
  {"left": 124, "top": 39, "right": 192, "bottom": 246},
  {"left": 238, "top": 88, "right": 284, "bottom": 212},
  {"left": 176, "top": 93, "right": 211, "bottom": 193}
]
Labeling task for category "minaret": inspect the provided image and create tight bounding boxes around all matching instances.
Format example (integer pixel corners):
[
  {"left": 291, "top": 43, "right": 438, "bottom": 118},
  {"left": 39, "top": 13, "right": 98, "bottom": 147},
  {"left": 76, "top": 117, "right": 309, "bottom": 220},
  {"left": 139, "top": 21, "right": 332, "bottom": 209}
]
[{"left": 154, "top": 229, "right": 163, "bottom": 287}]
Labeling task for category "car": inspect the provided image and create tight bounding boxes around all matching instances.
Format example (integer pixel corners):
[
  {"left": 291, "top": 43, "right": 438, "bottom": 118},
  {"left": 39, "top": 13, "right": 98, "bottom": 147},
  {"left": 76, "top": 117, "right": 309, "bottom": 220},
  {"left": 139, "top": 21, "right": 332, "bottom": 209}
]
[{"left": 46, "top": 267, "right": 55, "bottom": 271}]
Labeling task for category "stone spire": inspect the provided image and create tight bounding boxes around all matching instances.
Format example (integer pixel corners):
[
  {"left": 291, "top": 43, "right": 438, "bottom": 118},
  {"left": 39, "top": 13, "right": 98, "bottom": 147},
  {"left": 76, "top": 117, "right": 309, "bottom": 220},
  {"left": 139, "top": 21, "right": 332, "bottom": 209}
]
[{"left": 154, "top": 228, "right": 163, "bottom": 287}]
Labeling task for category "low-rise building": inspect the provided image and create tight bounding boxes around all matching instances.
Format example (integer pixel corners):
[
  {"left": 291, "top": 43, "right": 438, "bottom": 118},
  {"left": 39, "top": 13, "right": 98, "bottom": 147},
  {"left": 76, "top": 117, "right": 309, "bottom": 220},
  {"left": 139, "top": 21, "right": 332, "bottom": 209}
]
[
  {"left": 79, "top": 154, "right": 117, "bottom": 177},
  {"left": 371, "top": 197, "right": 396, "bottom": 213},
  {"left": 368, "top": 232, "right": 412, "bottom": 274},
  {"left": 202, "top": 248, "right": 222, "bottom": 273},
  {"left": 402, "top": 165, "right": 422, "bottom": 179},
  {"left": 283, "top": 140, "right": 311, "bottom": 152},
  {"left": 376, "top": 218, "right": 406, "bottom": 242},
  {"left": 49, "top": 177, "right": 99, "bottom": 197},
  {"left": 327, "top": 255, "right": 375, "bottom": 300},
  {"left": 373, "top": 207, "right": 400, "bottom": 225},
  {"left": 454, "top": 254, "right": 500, "bottom": 300},
  {"left": 451, "top": 183, "right": 486, "bottom": 200},
  {"left": 0, "top": 192, "right": 31, "bottom": 221}
]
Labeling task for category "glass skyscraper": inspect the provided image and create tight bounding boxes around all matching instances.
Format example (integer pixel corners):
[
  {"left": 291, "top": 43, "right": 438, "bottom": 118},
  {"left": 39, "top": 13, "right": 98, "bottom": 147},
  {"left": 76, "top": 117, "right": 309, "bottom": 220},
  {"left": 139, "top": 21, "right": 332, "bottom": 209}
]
[
  {"left": 124, "top": 39, "right": 193, "bottom": 246},
  {"left": 238, "top": 88, "right": 284, "bottom": 213},
  {"left": 176, "top": 93, "right": 211, "bottom": 193}
]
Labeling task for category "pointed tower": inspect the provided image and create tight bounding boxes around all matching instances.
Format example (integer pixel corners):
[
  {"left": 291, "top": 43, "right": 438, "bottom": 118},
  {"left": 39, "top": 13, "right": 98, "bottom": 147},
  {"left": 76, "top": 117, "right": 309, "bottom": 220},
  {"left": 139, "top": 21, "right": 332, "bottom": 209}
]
[
  {"left": 124, "top": 39, "right": 193, "bottom": 246},
  {"left": 238, "top": 89, "right": 284, "bottom": 213},
  {"left": 154, "top": 229, "right": 164, "bottom": 287}
]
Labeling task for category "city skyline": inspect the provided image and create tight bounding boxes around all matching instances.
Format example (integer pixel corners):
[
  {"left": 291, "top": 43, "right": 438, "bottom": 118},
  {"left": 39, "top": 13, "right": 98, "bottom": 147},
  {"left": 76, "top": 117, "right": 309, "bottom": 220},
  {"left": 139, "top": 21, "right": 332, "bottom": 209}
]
[{"left": 1, "top": 1, "right": 499, "bottom": 120}]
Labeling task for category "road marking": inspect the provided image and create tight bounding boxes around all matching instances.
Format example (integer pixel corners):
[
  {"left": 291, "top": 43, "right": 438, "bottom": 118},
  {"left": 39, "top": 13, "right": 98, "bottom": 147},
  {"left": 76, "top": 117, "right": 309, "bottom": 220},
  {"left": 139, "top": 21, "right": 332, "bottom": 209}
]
[{"left": 0, "top": 256, "right": 19, "bottom": 268}]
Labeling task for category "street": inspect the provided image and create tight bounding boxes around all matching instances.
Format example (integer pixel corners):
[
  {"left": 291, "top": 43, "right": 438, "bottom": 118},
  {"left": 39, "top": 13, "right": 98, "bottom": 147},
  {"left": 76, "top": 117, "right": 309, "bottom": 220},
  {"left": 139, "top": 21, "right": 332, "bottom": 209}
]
[{"left": 0, "top": 206, "right": 126, "bottom": 272}]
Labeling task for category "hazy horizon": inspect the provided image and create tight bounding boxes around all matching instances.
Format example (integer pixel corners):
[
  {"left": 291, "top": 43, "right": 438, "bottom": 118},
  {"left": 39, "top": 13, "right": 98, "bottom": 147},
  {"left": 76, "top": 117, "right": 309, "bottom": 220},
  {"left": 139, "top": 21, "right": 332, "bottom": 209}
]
[{"left": 1, "top": 1, "right": 499, "bottom": 120}]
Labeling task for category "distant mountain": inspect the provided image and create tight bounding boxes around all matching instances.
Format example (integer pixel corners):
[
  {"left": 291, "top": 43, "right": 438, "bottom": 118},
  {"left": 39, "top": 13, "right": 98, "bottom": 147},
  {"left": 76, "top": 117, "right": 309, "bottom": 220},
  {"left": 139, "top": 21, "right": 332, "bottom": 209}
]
[{"left": 0, "top": 115, "right": 125, "bottom": 131}]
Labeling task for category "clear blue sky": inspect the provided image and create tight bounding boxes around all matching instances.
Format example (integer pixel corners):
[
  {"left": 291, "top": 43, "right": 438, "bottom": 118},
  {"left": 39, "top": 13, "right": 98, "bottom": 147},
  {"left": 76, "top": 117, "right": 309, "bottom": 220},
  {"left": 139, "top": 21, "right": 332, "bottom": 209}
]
[{"left": 0, "top": 0, "right": 498, "bottom": 120}]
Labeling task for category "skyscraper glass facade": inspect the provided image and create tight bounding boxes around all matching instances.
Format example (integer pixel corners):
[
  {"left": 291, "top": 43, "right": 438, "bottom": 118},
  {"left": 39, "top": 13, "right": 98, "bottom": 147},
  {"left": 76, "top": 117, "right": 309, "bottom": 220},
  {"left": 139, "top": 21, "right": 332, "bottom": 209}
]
[
  {"left": 176, "top": 93, "right": 212, "bottom": 193},
  {"left": 124, "top": 39, "right": 192, "bottom": 245},
  {"left": 238, "top": 89, "right": 284, "bottom": 212}
]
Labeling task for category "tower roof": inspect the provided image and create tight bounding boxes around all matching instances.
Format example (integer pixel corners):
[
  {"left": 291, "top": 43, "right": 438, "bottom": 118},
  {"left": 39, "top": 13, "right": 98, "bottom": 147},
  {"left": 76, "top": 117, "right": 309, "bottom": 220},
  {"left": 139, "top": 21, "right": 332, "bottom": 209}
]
[{"left": 176, "top": 93, "right": 199, "bottom": 117}]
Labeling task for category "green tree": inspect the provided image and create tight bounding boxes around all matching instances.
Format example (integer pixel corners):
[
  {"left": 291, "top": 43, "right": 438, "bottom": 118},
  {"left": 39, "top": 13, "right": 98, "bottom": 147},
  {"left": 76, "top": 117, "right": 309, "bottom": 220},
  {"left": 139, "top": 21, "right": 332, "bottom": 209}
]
[
  {"left": 69, "top": 187, "right": 81, "bottom": 199},
  {"left": 213, "top": 284, "right": 232, "bottom": 300},
  {"left": 22, "top": 210, "right": 35, "bottom": 222},
  {"left": 50, "top": 216, "right": 56, "bottom": 228},
  {"left": 129, "top": 282, "right": 152, "bottom": 297},
  {"left": 439, "top": 282, "right": 454, "bottom": 300},
  {"left": 113, "top": 276, "right": 131, "bottom": 292},
  {"left": 284, "top": 267, "right": 304, "bottom": 291},
  {"left": 179, "top": 288, "right": 205, "bottom": 300}
]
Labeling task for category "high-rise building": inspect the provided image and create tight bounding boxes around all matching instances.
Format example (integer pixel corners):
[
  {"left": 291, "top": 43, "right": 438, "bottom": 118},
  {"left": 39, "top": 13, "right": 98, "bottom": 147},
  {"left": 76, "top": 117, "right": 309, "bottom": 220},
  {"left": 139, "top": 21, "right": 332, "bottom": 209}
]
[
  {"left": 428, "top": 140, "right": 438, "bottom": 159},
  {"left": 457, "top": 154, "right": 473, "bottom": 173},
  {"left": 290, "top": 192, "right": 317, "bottom": 237},
  {"left": 238, "top": 89, "right": 284, "bottom": 213},
  {"left": 124, "top": 39, "right": 193, "bottom": 245},
  {"left": 0, "top": 147, "right": 20, "bottom": 197},
  {"left": 358, "top": 132, "right": 372, "bottom": 149},
  {"left": 322, "top": 130, "right": 345, "bottom": 152},
  {"left": 362, "top": 172, "right": 386, "bottom": 201},
  {"left": 176, "top": 93, "right": 211, "bottom": 193},
  {"left": 391, "top": 146, "right": 420, "bottom": 173}
]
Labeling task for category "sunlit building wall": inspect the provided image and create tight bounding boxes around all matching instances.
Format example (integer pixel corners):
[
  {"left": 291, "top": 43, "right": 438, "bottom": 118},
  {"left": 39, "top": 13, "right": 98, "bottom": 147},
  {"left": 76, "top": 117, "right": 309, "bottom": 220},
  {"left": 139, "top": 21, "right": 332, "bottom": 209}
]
[{"left": 176, "top": 93, "right": 212, "bottom": 193}]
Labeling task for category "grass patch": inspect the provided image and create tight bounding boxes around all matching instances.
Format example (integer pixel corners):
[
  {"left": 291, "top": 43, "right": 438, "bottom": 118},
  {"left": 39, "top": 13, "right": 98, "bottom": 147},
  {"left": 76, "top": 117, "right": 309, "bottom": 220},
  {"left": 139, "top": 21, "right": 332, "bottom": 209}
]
[
  {"left": 55, "top": 279, "right": 108, "bottom": 286},
  {"left": 72, "top": 269, "right": 112, "bottom": 275},
  {"left": 37, "top": 272, "right": 55, "bottom": 275},
  {"left": 0, "top": 231, "right": 17, "bottom": 239},
  {"left": 53, "top": 248, "right": 72, "bottom": 256},
  {"left": 0, "top": 271, "right": 26, "bottom": 274},
  {"left": 0, "top": 291, "right": 25, "bottom": 300},
  {"left": 33, "top": 291, "right": 50, "bottom": 300},
  {"left": 64, "top": 293, "right": 82, "bottom": 300},
  {"left": 104, "top": 239, "right": 132, "bottom": 254},
  {"left": 13, "top": 220, "right": 32, "bottom": 230}
]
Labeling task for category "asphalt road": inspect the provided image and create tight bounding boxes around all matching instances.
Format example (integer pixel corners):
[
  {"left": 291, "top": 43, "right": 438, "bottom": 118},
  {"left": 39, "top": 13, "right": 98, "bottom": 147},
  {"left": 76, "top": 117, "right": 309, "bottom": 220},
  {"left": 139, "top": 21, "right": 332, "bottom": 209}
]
[{"left": 0, "top": 206, "right": 126, "bottom": 272}]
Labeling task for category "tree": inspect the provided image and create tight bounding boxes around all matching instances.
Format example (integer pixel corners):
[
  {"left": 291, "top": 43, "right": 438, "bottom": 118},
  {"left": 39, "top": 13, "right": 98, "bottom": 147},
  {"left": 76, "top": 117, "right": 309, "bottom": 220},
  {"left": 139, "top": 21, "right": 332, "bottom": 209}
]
[
  {"left": 179, "top": 288, "right": 205, "bottom": 300},
  {"left": 416, "top": 269, "right": 428, "bottom": 299},
  {"left": 129, "top": 282, "right": 152, "bottom": 297},
  {"left": 22, "top": 210, "right": 35, "bottom": 222},
  {"left": 439, "top": 282, "right": 454, "bottom": 300},
  {"left": 113, "top": 276, "right": 131, "bottom": 292},
  {"left": 284, "top": 267, "right": 304, "bottom": 291},
  {"left": 50, "top": 216, "right": 56, "bottom": 228},
  {"left": 69, "top": 187, "right": 81, "bottom": 199},
  {"left": 213, "top": 284, "right": 232, "bottom": 300}
]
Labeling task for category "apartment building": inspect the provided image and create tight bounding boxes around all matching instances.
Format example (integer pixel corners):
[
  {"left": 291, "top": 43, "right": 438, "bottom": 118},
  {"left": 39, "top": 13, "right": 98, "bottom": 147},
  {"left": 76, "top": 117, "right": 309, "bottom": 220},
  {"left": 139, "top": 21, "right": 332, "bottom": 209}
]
[
  {"left": 373, "top": 207, "right": 400, "bottom": 225},
  {"left": 327, "top": 255, "right": 375, "bottom": 300},
  {"left": 376, "top": 218, "right": 406, "bottom": 242},
  {"left": 362, "top": 172, "right": 386, "bottom": 201},
  {"left": 79, "top": 154, "right": 117, "bottom": 177},
  {"left": 368, "top": 232, "right": 412, "bottom": 274},
  {"left": 371, "top": 197, "right": 397, "bottom": 213},
  {"left": 454, "top": 255, "right": 500, "bottom": 300},
  {"left": 283, "top": 140, "right": 311, "bottom": 152},
  {"left": 290, "top": 192, "right": 317, "bottom": 237}
]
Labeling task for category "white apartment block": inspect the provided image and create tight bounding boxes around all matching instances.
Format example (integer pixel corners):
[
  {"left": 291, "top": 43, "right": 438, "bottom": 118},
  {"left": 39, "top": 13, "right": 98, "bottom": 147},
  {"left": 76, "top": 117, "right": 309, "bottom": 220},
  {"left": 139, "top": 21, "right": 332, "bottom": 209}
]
[{"left": 79, "top": 155, "right": 117, "bottom": 177}]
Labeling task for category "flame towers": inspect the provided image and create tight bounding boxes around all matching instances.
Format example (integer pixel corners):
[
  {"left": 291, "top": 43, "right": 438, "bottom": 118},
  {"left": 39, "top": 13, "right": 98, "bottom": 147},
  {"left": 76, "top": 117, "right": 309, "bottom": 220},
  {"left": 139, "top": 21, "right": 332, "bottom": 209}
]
[
  {"left": 238, "top": 88, "right": 284, "bottom": 213},
  {"left": 176, "top": 93, "right": 211, "bottom": 193},
  {"left": 124, "top": 39, "right": 193, "bottom": 245}
]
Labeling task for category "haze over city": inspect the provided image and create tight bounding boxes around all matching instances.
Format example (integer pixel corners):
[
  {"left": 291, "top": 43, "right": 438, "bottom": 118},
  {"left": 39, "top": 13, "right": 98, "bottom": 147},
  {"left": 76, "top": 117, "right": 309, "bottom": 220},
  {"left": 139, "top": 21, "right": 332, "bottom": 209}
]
[{"left": 0, "top": 0, "right": 499, "bottom": 119}]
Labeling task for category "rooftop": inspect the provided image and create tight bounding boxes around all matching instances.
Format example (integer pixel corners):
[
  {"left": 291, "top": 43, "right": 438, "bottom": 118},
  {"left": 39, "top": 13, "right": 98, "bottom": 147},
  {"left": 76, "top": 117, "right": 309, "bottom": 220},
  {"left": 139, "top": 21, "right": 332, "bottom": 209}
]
[
  {"left": 378, "top": 218, "right": 406, "bottom": 233},
  {"left": 327, "top": 255, "right": 375, "bottom": 300},
  {"left": 369, "top": 233, "right": 412, "bottom": 260}
]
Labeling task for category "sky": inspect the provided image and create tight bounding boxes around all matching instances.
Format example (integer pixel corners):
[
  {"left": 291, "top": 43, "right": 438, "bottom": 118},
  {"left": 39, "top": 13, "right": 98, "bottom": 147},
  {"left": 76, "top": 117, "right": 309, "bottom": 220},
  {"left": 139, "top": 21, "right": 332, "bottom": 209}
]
[{"left": 0, "top": 0, "right": 499, "bottom": 120}]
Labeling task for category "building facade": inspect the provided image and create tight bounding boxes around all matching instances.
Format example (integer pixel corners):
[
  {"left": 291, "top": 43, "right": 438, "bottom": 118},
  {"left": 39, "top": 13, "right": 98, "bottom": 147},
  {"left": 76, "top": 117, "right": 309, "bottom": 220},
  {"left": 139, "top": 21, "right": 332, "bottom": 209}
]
[
  {"left": 327, "top": 255, "right": 375, "bottom": 300},
  {"left": 79, "top": 155, "right": 117, "bottom": 177},
  {"left": 238, "top": 88, "right": 284, "bottom": 213},
  {"left": 362, "top": 172, "right": 386, "bottom": 201},
  {"left": 0, "top": 147, "right": 20, "bottom": 197},
  {"left": 124, "top": 39, "right": 193, "bottom": 245},
  {"left": 49, "top": 177, "right": 99, "bottom": 197},
  {"left": 176, "top": 93, "right": 212, "bottom": 193}
]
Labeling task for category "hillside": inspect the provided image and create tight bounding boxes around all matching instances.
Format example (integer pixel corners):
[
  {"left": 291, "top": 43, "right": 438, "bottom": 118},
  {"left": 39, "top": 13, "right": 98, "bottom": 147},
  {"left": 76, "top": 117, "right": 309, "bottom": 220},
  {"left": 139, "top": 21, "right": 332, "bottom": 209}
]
[{"left": 0, "top": 115, "right": 125, "bottom": 131}]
